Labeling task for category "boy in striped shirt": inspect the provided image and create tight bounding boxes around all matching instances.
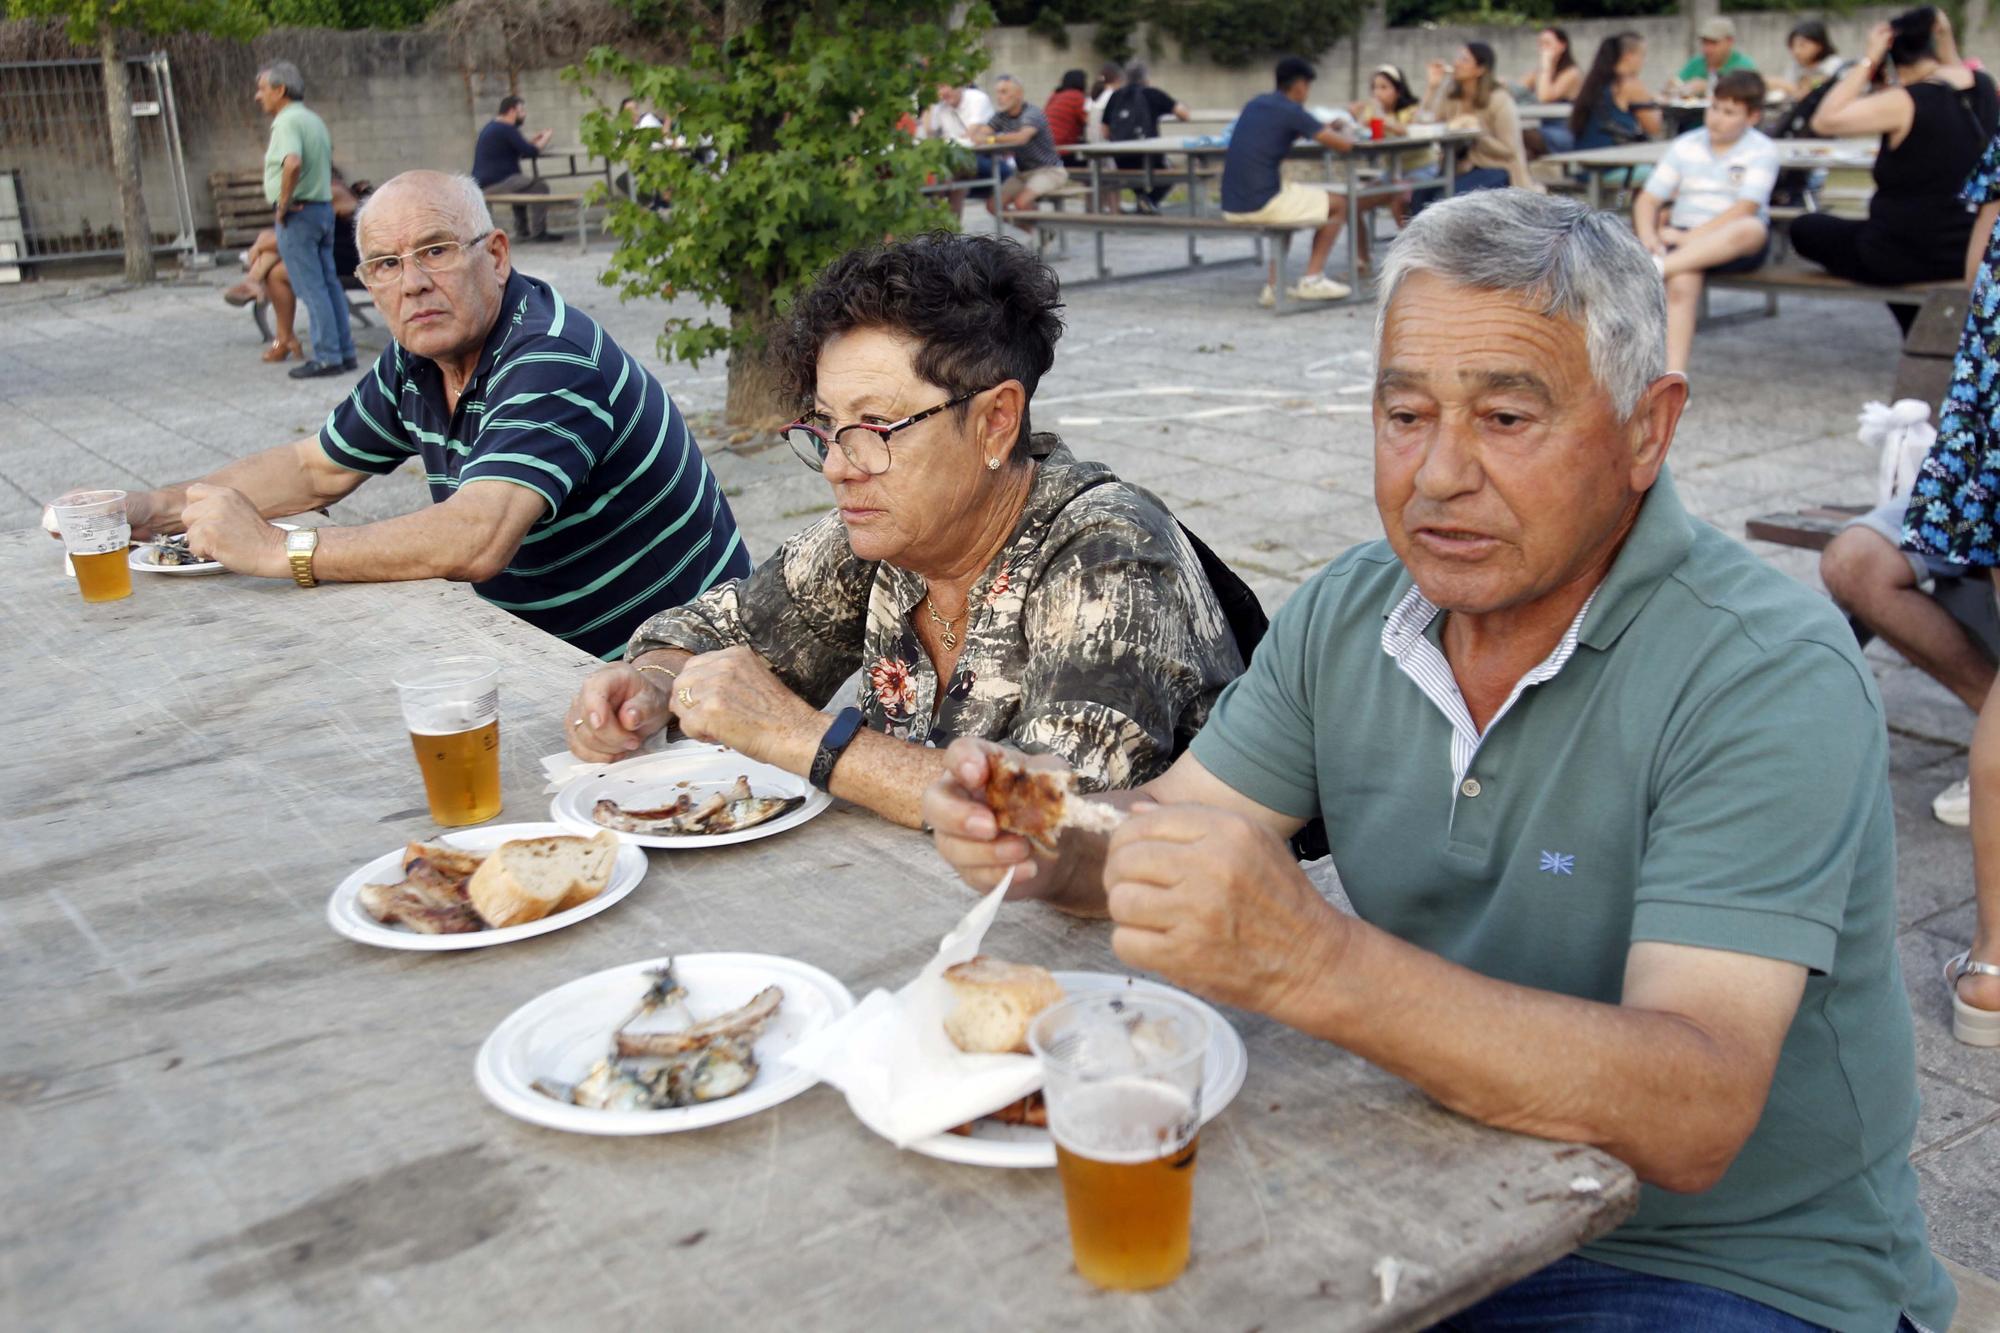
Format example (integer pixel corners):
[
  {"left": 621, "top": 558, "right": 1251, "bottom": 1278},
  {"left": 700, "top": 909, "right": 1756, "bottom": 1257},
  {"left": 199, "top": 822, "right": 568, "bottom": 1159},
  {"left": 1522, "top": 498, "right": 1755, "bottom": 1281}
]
[{"left": 1634, "top": 71, "right": 1780, "bottom": 374}]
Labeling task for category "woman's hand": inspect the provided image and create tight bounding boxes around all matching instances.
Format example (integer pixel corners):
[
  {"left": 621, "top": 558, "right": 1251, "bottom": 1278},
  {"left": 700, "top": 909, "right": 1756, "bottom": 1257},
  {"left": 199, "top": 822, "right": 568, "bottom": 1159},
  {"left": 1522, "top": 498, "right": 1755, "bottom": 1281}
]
[
  {"left": 1864, "top": 21, "right": 1893, "bottom": 71},
  {"left": 669, "top": 645, "right": 821, "bottom": 769},
  {"left": 1658, "top": 225, "right": 1686, "bottom": 250},
  {"left": 1537, "top": 31, "right": 1559, "bottom": 64},
  {"left": 1936, "top": 7, "right": 1961, "bottom": 65},
  {"left": 566, "top": 664, "right": 673, "bottom": 762},
  {"left": 1426, "top": 59, "right": 1449, "bottom": 91}
]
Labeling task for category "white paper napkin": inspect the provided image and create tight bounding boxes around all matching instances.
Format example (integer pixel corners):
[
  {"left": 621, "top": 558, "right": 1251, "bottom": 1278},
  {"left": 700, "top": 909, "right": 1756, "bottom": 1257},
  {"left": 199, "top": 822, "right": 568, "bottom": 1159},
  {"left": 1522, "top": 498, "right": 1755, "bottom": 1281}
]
[{"left": 780, "top": 872, "right": 1045, "bottom": 1147}]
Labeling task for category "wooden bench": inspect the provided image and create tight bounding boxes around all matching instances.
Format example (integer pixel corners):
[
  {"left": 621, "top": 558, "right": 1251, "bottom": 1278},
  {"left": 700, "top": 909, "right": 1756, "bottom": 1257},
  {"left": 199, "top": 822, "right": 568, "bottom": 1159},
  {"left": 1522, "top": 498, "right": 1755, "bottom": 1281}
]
[
  {"left": 483, "top": 191, "right": 590, "bottom": 252},
  {"left": 1700, "top": 261, "right": 1962, "bottom": 324},
  {"left": 1010, "top": 209, "right": 1343, "bottom": 311},
  {"left": 251, "top": 286, "right": 376, "bottom": 346},
  {"left": 209, "top": 170, "right": 270, "bottom": 251}
]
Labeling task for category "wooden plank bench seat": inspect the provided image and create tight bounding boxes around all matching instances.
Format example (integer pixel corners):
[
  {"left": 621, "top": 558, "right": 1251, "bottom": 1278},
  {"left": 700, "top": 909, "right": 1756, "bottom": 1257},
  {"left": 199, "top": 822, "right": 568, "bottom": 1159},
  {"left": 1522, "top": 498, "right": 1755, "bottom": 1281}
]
[
  {"left": 483, "top": 191, "right": 590, "bottom": 251},
  {"left": 1007, "top": 209, "right": 1344, "bottom": 311},
  {"left": 251, "top": 285, "right": 376, "bottom": 346}
]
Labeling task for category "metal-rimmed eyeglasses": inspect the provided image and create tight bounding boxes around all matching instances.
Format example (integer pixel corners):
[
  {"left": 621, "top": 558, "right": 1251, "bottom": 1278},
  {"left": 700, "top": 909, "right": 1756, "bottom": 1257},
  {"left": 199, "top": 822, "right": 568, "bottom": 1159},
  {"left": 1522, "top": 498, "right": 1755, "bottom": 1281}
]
[
  {"left": 784, "top": 389, "right": 983, "bottom": 476},
  {"left": 355, "top": 232, "right": 493, "bottom": 288}
]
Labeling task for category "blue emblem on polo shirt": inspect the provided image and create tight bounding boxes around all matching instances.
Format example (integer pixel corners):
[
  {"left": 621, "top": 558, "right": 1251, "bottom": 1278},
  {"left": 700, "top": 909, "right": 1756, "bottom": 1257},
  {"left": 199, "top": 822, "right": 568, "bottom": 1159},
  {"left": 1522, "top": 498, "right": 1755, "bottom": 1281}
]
[{"left": 1539, "top": 850, "right": 1575, "bottom": 876}]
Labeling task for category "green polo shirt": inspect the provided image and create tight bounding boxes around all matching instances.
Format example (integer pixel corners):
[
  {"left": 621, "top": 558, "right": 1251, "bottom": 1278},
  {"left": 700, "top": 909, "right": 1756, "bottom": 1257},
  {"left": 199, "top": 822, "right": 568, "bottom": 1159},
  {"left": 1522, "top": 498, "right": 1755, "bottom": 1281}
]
[
  {"left": 1191, "top": 470, "right": 1953, "bottom": 1333},
  {"left": 264, "top": 101, "right": 332, "bottom": 205},
  {"left": 1678, "top": 48, "right": 1758, "bottom": 83}
]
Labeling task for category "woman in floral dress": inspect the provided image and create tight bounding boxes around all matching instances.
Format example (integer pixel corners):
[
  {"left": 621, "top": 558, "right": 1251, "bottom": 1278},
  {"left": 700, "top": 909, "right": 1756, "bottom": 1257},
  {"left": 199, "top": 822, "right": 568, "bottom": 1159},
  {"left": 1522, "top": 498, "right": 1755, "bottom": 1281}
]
[
  {"left": 562, "top": 233, "right": 1243, "bottom": 828},
  {"left": 1901, "top": 131, "right": 2000, "bottom": 1044}
]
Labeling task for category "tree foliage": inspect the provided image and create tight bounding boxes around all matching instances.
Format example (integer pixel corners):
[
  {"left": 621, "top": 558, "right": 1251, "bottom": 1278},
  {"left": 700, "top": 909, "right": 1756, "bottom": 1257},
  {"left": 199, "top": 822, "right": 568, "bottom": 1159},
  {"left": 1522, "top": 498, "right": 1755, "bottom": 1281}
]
[
  {"left": 4, "top": 0, "right": 265, "bottom": 44},
  {"left": 259, "top": 0, "right": 448, "bottom": 27},
  {"left": 574, "top": 0, "right": 992, "bottom": 422}
]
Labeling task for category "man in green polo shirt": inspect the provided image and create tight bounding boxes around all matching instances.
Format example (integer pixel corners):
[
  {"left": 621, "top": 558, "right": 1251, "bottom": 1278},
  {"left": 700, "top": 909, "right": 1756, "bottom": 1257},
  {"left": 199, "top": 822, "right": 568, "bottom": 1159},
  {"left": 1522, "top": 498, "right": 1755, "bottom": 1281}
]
[
  {"left": 1675, "top": 17, "right": 1758, "bottom": 97},
  {"left": 256, "top": 59, "right": 353, "bottom": 380},
  {"left": 924, "top": 191, "right": 1953, "bottom": 1331}
]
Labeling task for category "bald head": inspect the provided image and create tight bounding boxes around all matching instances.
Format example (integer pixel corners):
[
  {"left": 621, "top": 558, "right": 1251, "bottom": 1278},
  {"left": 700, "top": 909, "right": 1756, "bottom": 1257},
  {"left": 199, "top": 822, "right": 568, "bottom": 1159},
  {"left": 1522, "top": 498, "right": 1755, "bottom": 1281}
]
[{"left": 355, "top": 170, "right": 494, "bottom": 251}]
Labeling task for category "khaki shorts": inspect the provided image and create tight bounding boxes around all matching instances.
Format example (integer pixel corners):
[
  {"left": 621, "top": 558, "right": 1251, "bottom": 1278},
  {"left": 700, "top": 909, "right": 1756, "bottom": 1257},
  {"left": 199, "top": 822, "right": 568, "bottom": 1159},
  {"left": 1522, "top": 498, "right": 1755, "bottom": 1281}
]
[
  {"left": 1223, "top": 181, "right": 1330, "bottom": 226},
  {"left": 1003, "top": 165, "right": 1069, "bottom": 199}
]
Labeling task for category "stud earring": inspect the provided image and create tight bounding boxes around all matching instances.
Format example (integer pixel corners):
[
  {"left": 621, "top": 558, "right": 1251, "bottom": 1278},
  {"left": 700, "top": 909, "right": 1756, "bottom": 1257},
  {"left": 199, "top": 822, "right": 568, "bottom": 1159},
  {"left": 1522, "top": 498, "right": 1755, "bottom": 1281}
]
[{"left": 986, "top": 457, "right": 1000, "bottom": 471}]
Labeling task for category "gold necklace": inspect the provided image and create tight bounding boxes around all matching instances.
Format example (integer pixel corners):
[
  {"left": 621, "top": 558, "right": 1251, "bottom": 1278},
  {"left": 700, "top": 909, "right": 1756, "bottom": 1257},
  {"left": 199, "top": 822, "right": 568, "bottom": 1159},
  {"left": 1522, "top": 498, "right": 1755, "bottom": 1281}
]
[{"left": 924, "top": 593, "right": 964, "bottom": 651}]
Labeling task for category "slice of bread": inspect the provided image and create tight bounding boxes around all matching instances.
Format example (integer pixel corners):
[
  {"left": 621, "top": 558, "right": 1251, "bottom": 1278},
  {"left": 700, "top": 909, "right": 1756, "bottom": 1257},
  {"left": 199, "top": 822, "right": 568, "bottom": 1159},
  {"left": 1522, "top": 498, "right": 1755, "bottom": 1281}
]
[
  {"left": 943, "top": 956, "right": 1066, "bottom": 1054},
  {"left": 466, "top": 831, "right": 620, "bottom": 928}
]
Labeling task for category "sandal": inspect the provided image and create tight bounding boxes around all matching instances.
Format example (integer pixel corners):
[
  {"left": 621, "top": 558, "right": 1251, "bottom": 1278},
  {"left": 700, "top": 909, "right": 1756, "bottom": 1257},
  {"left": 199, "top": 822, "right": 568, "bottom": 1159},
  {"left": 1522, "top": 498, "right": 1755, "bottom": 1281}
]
[
  {"left": 1944, "top": 952, "right": 2000, "bottom": 1046},
  {"left": 261, "top": 337, "right": 300, "bottom": 364}
]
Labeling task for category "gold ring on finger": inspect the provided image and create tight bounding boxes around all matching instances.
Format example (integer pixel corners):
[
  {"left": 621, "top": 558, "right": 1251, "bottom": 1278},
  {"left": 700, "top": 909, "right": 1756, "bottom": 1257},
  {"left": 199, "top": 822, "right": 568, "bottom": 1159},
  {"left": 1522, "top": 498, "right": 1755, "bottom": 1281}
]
[{"left": 678, "top": 686, "right": 694, "bottom": 707}]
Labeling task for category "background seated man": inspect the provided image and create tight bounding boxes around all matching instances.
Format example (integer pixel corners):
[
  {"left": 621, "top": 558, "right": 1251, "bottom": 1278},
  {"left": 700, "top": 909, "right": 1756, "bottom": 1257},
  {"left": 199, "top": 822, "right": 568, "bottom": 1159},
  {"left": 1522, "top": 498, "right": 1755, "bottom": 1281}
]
[
  {"left": 473, "top": 94, "right": 559, "bottom": 242},
  {"left": 970, "top": 74, "right": 1068, "bottom": 227},
  {"left": 1219, "top": 55, "right": 1356, "bottom": 307},
  {"left": 1674, "top": 16, "right": 1756, "bottom": 97},
  {"left": 1821, "top": 498, "right": 2000, "bottom": 824},
  {"left": 1634, "top": 71, "right": 1780, "bottom": 374},
  {"left": 47, "top": 171, "right": 749, "bottom": 660},
  {"left": 925, "top": 191, "right": 1955, "bottom": 1333}
]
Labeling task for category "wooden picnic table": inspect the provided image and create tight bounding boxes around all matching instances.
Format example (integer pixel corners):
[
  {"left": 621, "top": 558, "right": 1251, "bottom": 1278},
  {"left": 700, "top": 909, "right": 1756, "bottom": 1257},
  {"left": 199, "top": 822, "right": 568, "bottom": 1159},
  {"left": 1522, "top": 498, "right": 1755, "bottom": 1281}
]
[
  {"left": 1068, "top": 128, "right": 1479, "bottom": 296},
  {"left": 528, "top": 145, "right": 616, "bottom": 191},
  {"left": 2, "top": 527, "right": 1637, "bottom": 1331},
  {"left": 1544, "top": 137, "right": 1877, "bottom": 209}
]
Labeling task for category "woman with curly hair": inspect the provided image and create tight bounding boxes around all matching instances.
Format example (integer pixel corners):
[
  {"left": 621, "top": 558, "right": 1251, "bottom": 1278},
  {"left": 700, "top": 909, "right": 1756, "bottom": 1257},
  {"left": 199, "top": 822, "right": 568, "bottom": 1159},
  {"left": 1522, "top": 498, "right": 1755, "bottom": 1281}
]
[{"left": 562, "top": 232, "right": 1244, "bottom": 826}]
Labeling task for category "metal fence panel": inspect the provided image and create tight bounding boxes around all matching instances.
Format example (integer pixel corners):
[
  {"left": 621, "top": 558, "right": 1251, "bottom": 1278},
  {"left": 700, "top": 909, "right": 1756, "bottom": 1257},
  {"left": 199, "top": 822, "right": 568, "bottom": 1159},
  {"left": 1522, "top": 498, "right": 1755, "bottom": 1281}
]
[{"left": 0, "top": 53, "right": 196, "bottom": 266}]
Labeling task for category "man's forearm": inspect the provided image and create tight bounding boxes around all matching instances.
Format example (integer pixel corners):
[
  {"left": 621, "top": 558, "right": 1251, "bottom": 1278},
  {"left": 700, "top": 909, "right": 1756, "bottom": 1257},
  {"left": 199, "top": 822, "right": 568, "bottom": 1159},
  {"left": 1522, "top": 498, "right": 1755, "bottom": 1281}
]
[
  {"left": 141, "top": 441, "right": 343, "bottom": 532},
  {"left": 1280, "top": 919, "right": 1768, "bottom": 1190},
  {"left": 308, "top": 503, "right": 512, "bottom": 584}
]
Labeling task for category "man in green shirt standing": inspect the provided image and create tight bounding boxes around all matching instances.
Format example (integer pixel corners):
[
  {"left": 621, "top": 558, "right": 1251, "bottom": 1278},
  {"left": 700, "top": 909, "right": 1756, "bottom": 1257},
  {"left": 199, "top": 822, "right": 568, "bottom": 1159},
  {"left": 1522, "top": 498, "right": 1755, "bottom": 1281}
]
[
  {"left": 256, "top": 59, "right": 352, "bottom": 380},
  {"left": 925, "top": 191, "right": 1954, "bottom": 1331},
  {"left": 1675, "top": 17, "right": 1758, "bottom": 97}
]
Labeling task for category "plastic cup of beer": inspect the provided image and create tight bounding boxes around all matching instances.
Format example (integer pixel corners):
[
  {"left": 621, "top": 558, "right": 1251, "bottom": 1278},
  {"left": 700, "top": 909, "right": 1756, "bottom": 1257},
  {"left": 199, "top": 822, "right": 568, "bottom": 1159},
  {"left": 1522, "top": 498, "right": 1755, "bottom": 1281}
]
[
  {"left": 51, "top": 490, "right": 134, "bottom": 603},
  {"left": 1030, "top": 990, "right": 1208, "bottom": 1291},
  {"left": 393, "top": 655, "right": 502, "bottom": 826}
]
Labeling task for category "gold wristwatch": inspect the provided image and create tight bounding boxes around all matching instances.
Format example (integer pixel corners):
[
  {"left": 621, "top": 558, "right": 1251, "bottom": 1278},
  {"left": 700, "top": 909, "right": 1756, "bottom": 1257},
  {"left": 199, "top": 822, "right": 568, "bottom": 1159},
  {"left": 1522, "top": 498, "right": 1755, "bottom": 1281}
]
[{"left": 285, "top": 528, "right": 320, "bottom": 587}]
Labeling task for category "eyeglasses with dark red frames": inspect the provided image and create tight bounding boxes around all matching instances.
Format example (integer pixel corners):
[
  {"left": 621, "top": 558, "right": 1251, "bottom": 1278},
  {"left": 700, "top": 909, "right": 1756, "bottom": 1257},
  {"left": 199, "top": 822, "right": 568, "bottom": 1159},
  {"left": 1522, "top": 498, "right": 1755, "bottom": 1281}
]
[{"left": 784, "top": 389, "right": 984, "bottom": 476}]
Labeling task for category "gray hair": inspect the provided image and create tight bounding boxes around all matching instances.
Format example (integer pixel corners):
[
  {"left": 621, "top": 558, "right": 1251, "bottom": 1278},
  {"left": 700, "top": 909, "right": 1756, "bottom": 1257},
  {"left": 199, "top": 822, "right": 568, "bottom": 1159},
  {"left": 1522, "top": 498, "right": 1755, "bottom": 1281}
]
[
  {"left": 1125, "top": 60, "right": 1149, "bottom": 83},
  {"left": 353, "top": 172, "right": 496, "bottom": 247},
  {"left": 1374, "top": 190, "right": 1665, "bottom": 419},
  {"left": 992, "top": 72, "right": 1019, "bottom": 88},
  {"left": 258, "top": 60, "right": 304, "bottom": 101}
]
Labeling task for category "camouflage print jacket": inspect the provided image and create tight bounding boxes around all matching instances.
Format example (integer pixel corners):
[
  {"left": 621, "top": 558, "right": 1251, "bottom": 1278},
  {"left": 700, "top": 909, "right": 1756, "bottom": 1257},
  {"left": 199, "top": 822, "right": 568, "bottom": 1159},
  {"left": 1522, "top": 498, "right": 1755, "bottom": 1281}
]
[{"left": 626, "top": 435, "right": 1244, "bottom": 791}]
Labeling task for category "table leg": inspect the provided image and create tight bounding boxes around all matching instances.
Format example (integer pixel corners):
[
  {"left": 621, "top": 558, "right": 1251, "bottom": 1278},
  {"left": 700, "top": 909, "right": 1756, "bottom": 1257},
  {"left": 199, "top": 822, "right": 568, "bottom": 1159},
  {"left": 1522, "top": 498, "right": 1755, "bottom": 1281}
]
[
  {"left": 1090, "top": 156, "right": 1103, "bottom": 214},
  {"left": 1589, "top": 170, "right": 1603, "bottom": 212},
  {"left": 1344, "top": 154, "right": 1359, "bottom": 295},
  {"left": 1442, "top": 142, "right": 1458, "bottom": 199},
  {"left": 991, "top": 158, "right": 1005, "bottom": 238},
  {"left": 577, "top": 198, "right": 587, "bottom": 253}
]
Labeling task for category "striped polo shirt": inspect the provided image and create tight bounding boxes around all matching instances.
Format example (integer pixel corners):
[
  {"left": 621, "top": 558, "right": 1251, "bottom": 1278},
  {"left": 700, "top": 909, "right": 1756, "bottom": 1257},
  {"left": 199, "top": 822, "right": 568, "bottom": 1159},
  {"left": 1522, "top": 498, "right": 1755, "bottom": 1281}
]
[{"left": 317, "top": 270, "right": 750, "bottom": 659}]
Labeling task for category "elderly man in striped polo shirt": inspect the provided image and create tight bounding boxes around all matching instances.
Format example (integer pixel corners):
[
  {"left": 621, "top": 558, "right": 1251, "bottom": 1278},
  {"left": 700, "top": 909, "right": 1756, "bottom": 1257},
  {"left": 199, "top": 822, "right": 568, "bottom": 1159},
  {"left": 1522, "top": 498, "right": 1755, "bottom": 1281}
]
[{"left": 69, "top": 170, "right": 749, "bottom": 659}]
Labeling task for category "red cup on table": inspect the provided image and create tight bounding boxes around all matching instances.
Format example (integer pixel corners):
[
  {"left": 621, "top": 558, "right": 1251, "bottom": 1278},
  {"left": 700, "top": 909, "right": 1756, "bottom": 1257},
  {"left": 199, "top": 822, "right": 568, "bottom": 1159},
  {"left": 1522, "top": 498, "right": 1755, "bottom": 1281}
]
[{"left": 1369, "top": 117, "right": 1384, "bottom": 140}]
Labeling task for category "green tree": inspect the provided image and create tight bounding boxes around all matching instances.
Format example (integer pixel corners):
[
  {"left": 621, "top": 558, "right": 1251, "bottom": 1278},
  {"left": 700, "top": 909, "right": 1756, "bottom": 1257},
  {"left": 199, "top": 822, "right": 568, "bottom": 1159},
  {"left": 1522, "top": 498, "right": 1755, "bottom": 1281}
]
[
  {"left": 576, "top": 1, "right": 992, "bottom": 425},
  {"left": 4, "top": 0, "right": 265, "bottom": 282},
  {"left": 1154, "top": 0, "right": 1365, "bottom": 67}
]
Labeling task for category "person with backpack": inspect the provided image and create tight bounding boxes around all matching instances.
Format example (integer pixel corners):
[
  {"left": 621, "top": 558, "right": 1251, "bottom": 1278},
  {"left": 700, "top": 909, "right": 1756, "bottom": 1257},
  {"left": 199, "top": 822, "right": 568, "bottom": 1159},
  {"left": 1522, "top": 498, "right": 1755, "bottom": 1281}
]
[{"left": 1103, "top": 60, "right": 1191, "bottom": 213}]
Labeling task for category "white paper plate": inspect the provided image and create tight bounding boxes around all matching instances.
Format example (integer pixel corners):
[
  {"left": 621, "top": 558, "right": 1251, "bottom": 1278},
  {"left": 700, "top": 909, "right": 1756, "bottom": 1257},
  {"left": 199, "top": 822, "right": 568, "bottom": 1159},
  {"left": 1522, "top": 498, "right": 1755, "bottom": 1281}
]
[
  {"left": 850, "top": 971, "right": 1249, "bottom": 1169},
  {"left": 326, "top": 821, "right": 648, "bottom": 951},
  {"left": 475, "top": 952, "right": 856, "bottom": 1135},
  {"left": 128, "top": 523, "right": 301, "bottom": 576},
  {"left": 549, "top": 743, "right": 831, "bottom": 849}
]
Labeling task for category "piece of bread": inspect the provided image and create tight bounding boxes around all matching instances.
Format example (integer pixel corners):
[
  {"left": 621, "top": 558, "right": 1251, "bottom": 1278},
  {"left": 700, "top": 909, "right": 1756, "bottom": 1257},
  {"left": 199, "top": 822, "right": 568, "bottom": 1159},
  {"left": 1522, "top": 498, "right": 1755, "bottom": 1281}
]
[
  {"left": 466, "top": 831, "right": 620, "bottom": 928},
  {"left": 402, "top": 841, "right": 487, "bottom": 882},
  {"left": 943, "top": 956, "right": 1065, "bottom": 1054}
]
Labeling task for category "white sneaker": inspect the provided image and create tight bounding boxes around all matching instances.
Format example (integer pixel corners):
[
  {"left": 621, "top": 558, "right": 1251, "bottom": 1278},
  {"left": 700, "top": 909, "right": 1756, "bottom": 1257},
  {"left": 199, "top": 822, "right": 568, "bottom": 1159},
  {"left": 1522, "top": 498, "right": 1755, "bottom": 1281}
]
[
  {"left": 1258, "top": 283, "right": 1276, "bottom": 308},
  {"left": 1934, "top": 776, "right": 1971, "bottom": 827},
  {"left": 1287, "top": 274, "right": 1353, "bottom": 302}
]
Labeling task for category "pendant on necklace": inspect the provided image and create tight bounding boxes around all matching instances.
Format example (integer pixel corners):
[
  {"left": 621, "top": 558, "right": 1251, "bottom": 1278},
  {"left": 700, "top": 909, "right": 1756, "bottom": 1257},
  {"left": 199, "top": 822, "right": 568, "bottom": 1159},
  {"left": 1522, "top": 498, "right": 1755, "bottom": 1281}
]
[{"left": 941, "top": 628, "right": 958, "bottom": 651}]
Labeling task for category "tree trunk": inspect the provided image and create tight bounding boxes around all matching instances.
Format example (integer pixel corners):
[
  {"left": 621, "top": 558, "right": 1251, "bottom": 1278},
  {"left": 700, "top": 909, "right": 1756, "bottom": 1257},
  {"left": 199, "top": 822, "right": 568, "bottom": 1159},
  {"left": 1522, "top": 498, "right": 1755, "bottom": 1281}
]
[
  {"left": 99, "top": 22, "right": 154, "bottom": 286},
  {"left": 724, "top": 303, "right": 790, "bottom": 428}
]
